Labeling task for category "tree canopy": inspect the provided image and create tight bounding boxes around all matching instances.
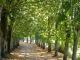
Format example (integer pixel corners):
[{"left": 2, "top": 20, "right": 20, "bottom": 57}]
[{"left": 0, "top": 0, "right": 80, "bottom": 60}]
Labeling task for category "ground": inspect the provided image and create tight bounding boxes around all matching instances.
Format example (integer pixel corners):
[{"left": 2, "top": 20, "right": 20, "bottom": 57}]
[{"left": 2, "top": 40, "right": 71, "bottom": 60}]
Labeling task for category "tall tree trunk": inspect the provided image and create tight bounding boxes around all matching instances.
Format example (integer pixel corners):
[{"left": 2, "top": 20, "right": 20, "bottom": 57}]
[
  {"left": 40, "top": 41, "right": 43, "bottom": 48},
  {"left": 63, "top": 40, "right": 69, "bottom": 60},
  {"left": 27, "top": 37, "right": 28, "bottom": 43},
  {"left": 72, "top": 1, "right": 80, "bottom": 59},
  {"left": 48, "top": 41, "right": 51, "bottom": 52},
  {"left": 63, "top": 23, "right": 70, "bottom": 60},
  {"left": 30, "top": 34, "right": 32, "bottom": 44},
  {"left": 38, "top": 40, "right": 41, "bottom": 47},
  {"left": 0, "top": 25, "right": 2, "bottom": 60},
  {"left": 55, "top": 39, "right": 58, "bottom": 56},
  {"left": 48, "top": 18, "right": 51, "bottom": 52},
  {"left": 54, "top": 23, "right": 58, "bottom": 56},
  {"left": 7, "top": 25, "right": 12, "bottom": 53},
  {"left": 42, "top": 42, "right": 45, "bottom": 49},
  {"left": 72, "top": 31, "right": 78, "bottom": 60},
  {"left": 7, "top": 16, "right": 14, "bottom": 53},
  {"left": 0, "top": 7, "right": 2, "bottom": 60},
  {"left": 48, "top": 32, "right": 51, "bottom": 52},
  {"left": 1, "top": 7, "right": 8, "bottom": 57}
]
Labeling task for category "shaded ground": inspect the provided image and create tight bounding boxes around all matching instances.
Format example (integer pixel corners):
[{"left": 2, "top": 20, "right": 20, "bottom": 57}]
[{"left": 2, "top": 40, "right": 71, "bottom": 60}]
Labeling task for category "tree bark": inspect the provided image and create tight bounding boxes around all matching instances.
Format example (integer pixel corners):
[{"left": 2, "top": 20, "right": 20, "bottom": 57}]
[
  {"left": 63, "top": 40, "right": 69, "bottom": 60},
  {"left": 48, "top": 42, "right": 51, "bottom": 52},
  {"left": 1, "top": 7, "right": 8, "bottom": 57},
  {"left": 54, "top": 23, "right": 58, "bottom": 56},
  {"left": 55, "top": 39, "right": 58, "bottom": 56},
  {"left": 0, "top": 7, "right": 2, "bottom": 60},
  {"left": 63, "top": 22, "right": 70, "bottom": 60},
  {"left": 7, "top": 25, "right": 12, "bottom": 53},
  {"left": 72, "top": 31, "right": 78, "bottom": 60},
  {"left": 72, "top": 1, "right": 80, "bottom": 60},
  {"left": 42, "top": 42, "right": 45, "bottom": 49},
  {"left": 30, "top": 34, "right": 32, "bottom": 44},
  {"left": 27, "top": 37, "right": 28, "bottom": 43},
  {"left": 48, "top": 18, "right": 51, "bottom": 52}
]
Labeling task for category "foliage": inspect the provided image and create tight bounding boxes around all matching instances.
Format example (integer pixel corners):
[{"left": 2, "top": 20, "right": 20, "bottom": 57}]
[{"left": 1, "top": 0, "right": 80, "bottom": 59}]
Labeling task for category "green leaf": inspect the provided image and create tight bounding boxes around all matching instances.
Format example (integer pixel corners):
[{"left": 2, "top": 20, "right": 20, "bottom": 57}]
[
  {"left": 74, "top": 13, "right": 80, "bottom": 22},
  {"left": 57, "top": 12, "right": 66, "bottom": 23},
  {"left": 66, "top": 9, "right": 71, "bottom": 16},
  {"left": 62, "top": 1, "right": 71, "bottom": 12},
  {"left": 72, "top": 0, "right": 78, "bottom": 4}
]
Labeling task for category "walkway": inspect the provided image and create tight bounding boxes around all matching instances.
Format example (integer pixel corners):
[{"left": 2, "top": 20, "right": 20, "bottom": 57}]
[{"left": 3, "top": 40, "right": 64, "bottom": 60}]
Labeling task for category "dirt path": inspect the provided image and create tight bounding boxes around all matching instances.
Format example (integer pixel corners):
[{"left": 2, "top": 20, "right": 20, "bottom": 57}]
[{"left": 3, "top": 41, "right": 64, "bottom": 60}]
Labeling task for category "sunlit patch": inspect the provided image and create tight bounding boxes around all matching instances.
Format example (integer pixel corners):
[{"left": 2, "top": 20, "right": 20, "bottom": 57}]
[
  {"left": 58, "top": 58, "right": 63, "bottom": 60},
  {"left": 40, "top": 55, "right": 44, "bottom": 57},
  {"left": 21, "top": 53, "right": 26, "bottom": 55},
  {"left": 18, "top": 54, "right": 25, "bottom": 57},
  {"left": 11, "top": 52, "right": 20, "bottom": 55},
  {"left": 7, "top": 42, "right": 66, "bottom": 60},
  {"left": 10, "top": 53, "right": 14, "bottom": 55}
]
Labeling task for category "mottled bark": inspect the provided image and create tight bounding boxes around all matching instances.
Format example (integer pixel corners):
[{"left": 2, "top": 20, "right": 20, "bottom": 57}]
[
  {"left": 1, "top": 7, "right": 8, "bottom": 57},
  {"left": 55, "top": 39, "right": 58, "bottom": 56},
  {"left": 0, "top": 7, "right": 2, "bottom": 60},
  {"left": 30, "top": 35, "right": 32, "bottom": 44},
  {"left": 63, "top": 40, "right": 69, "bottom": 60},
  {"left": 38, "top": 40, "right": 41, "bottom": 47},
  {"left": 7, "top": 25, "right": 12, "bottom": 53},
  {"left": 48, "top": 42, "right": 51, "bottom": 52},
  {"left": 54, "top": 23, "right": 58, "bottom": 56},
  {"left": 40, "top": 41, "right": 43, "bottom": 48},
  {"left": 63, "top": 23, "right": 70, "bottom": 60},
  {"left": 42, "top": 42, "right": 45, "bottom": 49},
  {"left": 48, "top": 18, "right": 51, "bottom": 52},
  {"left": 72, "top": 31, "right": 78, "bottom": 60},
  {"left": 27, "top": 37, "right": 28, "bottom": 43}
]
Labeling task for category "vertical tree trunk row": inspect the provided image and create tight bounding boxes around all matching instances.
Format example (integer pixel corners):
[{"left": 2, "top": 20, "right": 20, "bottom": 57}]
[
  {"left": 0, "top": 7, "right": 20, "bottom": 58},
  {"left": 48, "top": 18, "right": 51, "bottom": 52},
  {"left": 63, "top": 22, "right": 70, "bottom": 60},
  {"left": 72, "top": 31, "right": 78, "bottom": 60},
  {"left": 0, "top": 7, "right": 2, "bottom": 60},
  {"left": 1, "top": 8, "right": 8, "bottom": 58},
  {"left": 54, "top": 23, "right": 58, "bottom": 56}
]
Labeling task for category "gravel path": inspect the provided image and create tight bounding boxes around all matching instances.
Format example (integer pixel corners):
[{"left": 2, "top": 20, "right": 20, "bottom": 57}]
[{"left": 3, "top": 41, "right": 63, "bottom": 60}]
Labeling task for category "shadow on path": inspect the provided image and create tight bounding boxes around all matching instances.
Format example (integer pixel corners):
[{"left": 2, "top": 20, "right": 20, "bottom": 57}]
[{"left": 3, "top": 41, "right": 63, "bottom": 60}]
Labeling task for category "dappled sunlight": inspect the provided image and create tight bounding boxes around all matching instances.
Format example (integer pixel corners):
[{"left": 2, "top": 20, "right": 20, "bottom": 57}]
[{"left": 6, "top": 42, "right": 64, "bottom": 60}]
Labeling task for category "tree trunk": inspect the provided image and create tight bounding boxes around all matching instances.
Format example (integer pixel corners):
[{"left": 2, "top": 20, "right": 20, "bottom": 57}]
[
  {"left": 30, "top": 34, "right": 32, "bottom": 44},
  {"left": 72, "top": 1, "right": 80, "bottom": 60},
  {"left": 48, "top": 30, "right": 51, "bottom": 52},
  {"left": 63, "top": 40, "right": 69, "bottom": 60},
  {"left": 38, "top": 40, "right": 41, "bottom": 47},
  {"left": 54, "top": 39, "right": 58, "bottom": 56},
  {"left": 48, "top": 17, "right": 51, "bottom": 52},
  {"left": 0, "top": 7, "right": 2, "bottom": 60},
  {"left": 27, "top": 37, "right": 28, "bottom": 43},
  {"left": 42, "top": 42, "right": 45, "bottom": 49},
  {"left": 54, "top": 23, "right": 58, "bottom": 56},
  {"left": 63, "top": 23, "right": 70, "bottom": 60},
  {"left": 48, "top": 35, "right": 51, "bottom": 52},
  {"left": 1, "top": 7, "right": 8, "bottom": 57},
  {"left": 72, "top": 31, "right": 78, "bottom": 60},
  {"left": 0, "top": 27, "right": 1, "bottom": 59},
  {"left": 40, "top": 41, "right": 43, "bottom": 48},
  {"left": 7, "top": 25, "right": 12, "bottom": 53},
  {"left": 48, "top": 42, "right": 51, "bottom": 52}
]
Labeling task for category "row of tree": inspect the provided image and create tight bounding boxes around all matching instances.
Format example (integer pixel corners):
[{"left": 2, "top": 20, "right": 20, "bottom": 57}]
[{"left": 0, "top": 0, "right": 80, "bottom": 60}]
